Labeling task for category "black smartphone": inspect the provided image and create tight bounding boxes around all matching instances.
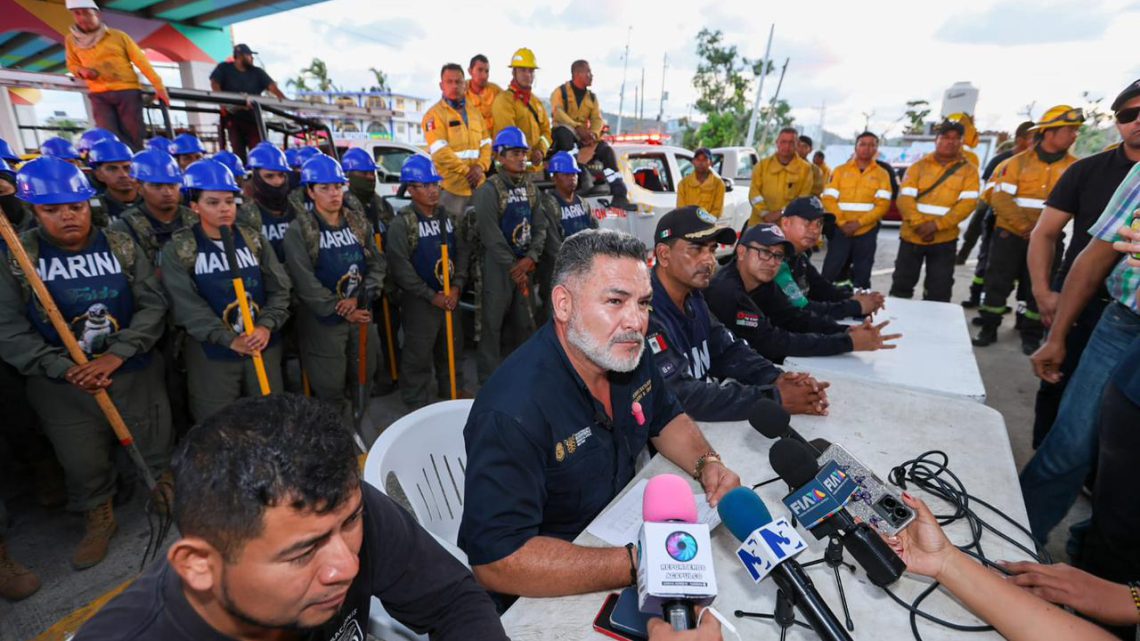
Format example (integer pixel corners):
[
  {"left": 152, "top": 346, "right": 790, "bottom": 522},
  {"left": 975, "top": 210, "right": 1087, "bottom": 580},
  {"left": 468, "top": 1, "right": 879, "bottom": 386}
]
[{"left": 593, "top": 592, "right": 649, "bottom": 641}]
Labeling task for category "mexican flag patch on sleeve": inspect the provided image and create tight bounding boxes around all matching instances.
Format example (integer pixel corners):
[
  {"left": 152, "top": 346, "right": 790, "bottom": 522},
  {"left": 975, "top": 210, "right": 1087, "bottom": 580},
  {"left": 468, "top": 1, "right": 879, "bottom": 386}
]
[{"left": 647, "top": 333, "right": 668, "bottom": 354}]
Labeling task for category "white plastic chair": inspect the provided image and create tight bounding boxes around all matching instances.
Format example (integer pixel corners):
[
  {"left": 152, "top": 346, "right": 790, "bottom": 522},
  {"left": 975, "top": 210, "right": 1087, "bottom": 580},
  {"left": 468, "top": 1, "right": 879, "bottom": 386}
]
[{"left": 362, "top": 399, "right": 474, "bottom": 640}]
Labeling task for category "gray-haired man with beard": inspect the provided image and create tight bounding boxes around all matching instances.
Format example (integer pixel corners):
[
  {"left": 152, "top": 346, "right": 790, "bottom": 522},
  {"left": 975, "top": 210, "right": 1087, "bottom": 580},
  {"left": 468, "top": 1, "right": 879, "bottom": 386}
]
[{"left": 458, "top": 229, "right": 741, "bottom": 603}]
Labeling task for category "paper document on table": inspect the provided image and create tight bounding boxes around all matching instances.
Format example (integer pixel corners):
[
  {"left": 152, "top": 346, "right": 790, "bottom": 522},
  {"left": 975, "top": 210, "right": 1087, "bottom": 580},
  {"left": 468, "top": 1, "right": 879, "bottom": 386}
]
[{"left": 586, "top": 478, "right": 723, "bottom": 546}]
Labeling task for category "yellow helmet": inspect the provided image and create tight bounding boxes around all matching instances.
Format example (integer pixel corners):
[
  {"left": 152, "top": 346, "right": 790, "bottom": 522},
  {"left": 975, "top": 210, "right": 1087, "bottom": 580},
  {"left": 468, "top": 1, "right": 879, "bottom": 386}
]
[
  {"left": 946, "top": 112, "right": 979, "bottom": 148},
  {"left": 1031, "top": 105, "right": 1084, "bottom": 131},
  {"left": 508, "top": 47, "right": 538, "bottom": 69}
]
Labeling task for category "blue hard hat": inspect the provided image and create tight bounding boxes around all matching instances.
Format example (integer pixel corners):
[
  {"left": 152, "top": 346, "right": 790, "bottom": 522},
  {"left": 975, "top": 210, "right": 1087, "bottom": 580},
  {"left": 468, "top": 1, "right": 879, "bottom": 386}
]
[
  {"left": 400, "top": 155, "right": 442, "bottom": 184},
  {"left": 0, "top": 138, "right": 20, "bottom": 162},
  {"left": 548, "top": 151, "right": 580, "bottom": 175},
  {"left": 292, "top": 146, "right": 323, "bottom": 169},
  {"left": 40, "top": 137, "right": 81, "bottom": 160},
  {"left": 88, "top": 140, "right": 133, "bottom": 165},
  {"left": 247, "top": 143, "right": 290, "bottom": 172},
  {"left": 146, "top": 136, "right": 173, "bottom": 154},
  {"left": 212, "top": 150, "right": 247, "bottom": 178},
  {"left": 300, "top": 154, "right": 347, "bottom": 185},
  {"left": 492, "top": 126, "right": 529, "bottom": 153},
  {"left": 76, "top": 128, "right": 120, "bottom": 155},
  {"left": 130, "top": 149, "right": 183, "bottom": 185},
  {"left": 341, "top": 147, "right": 377, "bottom": 173},
  {"left": 15, "top": 156, "right": 97, "bottom": 205},
  {"left": 170, "top": 133, "right": 206, "bottom": 156},
  {"left": 284, "top": 147, "right": 301, "bottom": 169},
  {"left": 182, "top": 159, "right": 241, "bottom": 193}
]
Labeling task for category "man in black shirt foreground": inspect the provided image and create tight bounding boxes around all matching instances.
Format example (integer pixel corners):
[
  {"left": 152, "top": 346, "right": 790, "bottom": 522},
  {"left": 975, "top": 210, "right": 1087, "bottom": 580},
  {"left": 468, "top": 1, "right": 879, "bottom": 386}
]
[
  {"left": 210, "top": 44, "right": 287, "bottom": 162},
  {"left": 73, "top": 394, "right": 508, "bottom": 641}
]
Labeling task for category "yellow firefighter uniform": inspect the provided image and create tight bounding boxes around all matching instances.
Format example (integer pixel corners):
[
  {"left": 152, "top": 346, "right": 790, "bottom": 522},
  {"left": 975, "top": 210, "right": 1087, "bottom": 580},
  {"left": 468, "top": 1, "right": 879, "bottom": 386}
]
[
  {"left": 676, "top": 172, "right": 726, "bottom": 219},
  {"left": 550, "top": 82, "right": 605, "bottom": 138},
  {"left": 897, "top": 153, "right": 981, "bottom": 245},
  {"left": 423, "top": 99, "right": 492, "bottom": 197},
  {"left": 466, "top": 82, "right": 502, "bottom": 137},
  {"left": 491, "top": 89, "right": 552, "bottom": 173},
  {"left": 747, "top": 154, "right": 815, "bottom": 225},
  {"left": 809, "top": 163, "right": 825, "bottom": 197},
  {"left": 821, "top": 160, "right": 893, "bottom": 237},
  {"left": 990, "top": 149, "right": 1077, "bottom": 236}
]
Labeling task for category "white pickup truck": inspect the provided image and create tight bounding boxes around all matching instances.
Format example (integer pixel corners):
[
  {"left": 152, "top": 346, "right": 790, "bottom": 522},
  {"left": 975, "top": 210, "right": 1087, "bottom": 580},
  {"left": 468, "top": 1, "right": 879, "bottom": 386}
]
[
  {"left": 581, "top": 143, "right": 750, "bottom": 255},
  {"left": 347, "top": 140, "right": 750, "bottom": 255},
  {"left": 709, "top": 146, "right": 760, "bottom": 191}
]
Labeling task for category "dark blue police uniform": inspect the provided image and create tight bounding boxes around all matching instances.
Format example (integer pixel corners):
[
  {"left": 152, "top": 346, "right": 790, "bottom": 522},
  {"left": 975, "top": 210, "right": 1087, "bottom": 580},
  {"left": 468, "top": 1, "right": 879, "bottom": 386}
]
[
  {"left": 459, "top": 321, "right": 684, "bottom": 567},
  {"left": 647, "top": 270, "right": 782, "bottom": 422}
]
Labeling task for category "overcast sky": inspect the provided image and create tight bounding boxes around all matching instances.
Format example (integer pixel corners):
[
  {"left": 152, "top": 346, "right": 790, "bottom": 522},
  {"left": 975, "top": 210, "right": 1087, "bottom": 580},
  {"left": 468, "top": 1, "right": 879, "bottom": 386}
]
[{"left": 225, "top": 0, "right": 1140, "bottom": 138}]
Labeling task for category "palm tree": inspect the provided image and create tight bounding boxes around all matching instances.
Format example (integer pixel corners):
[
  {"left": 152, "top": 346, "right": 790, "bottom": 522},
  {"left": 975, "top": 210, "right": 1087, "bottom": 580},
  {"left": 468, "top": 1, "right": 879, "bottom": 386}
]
[
  {"left": 304, "top": 58, "right": 337, "bottom": 93},
  {"left": 368, "top": 67, "right": 389, "bottom": 94}
]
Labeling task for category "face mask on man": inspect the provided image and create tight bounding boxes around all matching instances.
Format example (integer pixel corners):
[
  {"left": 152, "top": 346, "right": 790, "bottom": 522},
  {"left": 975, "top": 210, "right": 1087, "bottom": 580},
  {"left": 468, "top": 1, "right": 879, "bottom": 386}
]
[{"left": 348, "top": 174, "right": 376, "bottom": 201}]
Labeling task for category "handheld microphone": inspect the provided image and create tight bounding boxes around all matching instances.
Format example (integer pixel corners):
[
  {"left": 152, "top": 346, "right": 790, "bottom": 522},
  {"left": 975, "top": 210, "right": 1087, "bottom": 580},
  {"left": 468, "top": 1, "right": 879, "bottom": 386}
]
[
  {"left": 718, "top": 488, "right": 853, "bottom": 641},
  {"left": 770, "top": 438, "right": 907, "bottom": 586},
  {"left": 748, "top": 400, "right": 831, "bottom": 453},
  {"left": 637, "top": 474, "right": 717, "bottom": 630}
]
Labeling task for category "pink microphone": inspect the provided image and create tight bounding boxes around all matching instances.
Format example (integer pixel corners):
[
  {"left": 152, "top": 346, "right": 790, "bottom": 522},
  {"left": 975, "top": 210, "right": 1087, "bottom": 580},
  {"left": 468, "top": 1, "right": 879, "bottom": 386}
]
[{"left": 642, "top": 473, "right": 698, "bottom": 524}]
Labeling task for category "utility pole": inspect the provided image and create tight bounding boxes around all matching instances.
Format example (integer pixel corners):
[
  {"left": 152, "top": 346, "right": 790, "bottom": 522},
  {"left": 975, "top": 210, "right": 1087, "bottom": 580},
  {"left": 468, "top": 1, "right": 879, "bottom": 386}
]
[
  {"left": 818, "top": 100, "right": 826, "bottom": 150},
  {"left": 756, "top": 57, "right": 790, "bottom": 153},
  {"left": 616, "top": 26, "right": 632, "bottom": 135},
  {"left": 639, "top": 67, "right": 646, "bottom": 121},
  {"left": 745, "top": 24, "right": 775, "bottom": 148},
  {"left": 657, "top": 53, "right": 668, "bottom": 121},
  {"left": 633, "top": 85, "right": 639, "bottom": 125}
]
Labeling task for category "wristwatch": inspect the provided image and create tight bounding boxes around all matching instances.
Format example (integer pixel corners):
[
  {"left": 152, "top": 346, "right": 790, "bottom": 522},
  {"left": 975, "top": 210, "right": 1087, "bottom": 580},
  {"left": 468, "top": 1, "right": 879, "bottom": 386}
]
[{"left": 693, "top": 451, "right": 722, "bottom": 480}]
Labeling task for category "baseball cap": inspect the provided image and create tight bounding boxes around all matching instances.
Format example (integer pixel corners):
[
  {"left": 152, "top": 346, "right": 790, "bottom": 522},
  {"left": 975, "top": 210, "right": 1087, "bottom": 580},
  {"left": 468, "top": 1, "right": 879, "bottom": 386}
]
[
  {"left": 654, "top": 206, "right": 736, "bottom": 245},
  {"left": 1112, "top": 79, "right": 1140, "bottom": 112},
  {"left": 740, "top": 223, "right": 793, "bottom": 256},
  {"left": 233, "top": 44, "right": 257, "bottom": 56},
  {"left": 693, "top": 147, "right": 712, "bottom": 161},
  {"left": 782, "top": 196, "right": 825, "bottom": 221}
]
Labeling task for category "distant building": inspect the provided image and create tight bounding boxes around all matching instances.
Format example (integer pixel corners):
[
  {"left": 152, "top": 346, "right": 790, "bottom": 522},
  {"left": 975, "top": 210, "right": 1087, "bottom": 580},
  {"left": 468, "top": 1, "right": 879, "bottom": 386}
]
[
  {"left": 941, "top": 81, "right": 979, "bottom": 118},
  {"left": 294, "top": 90, "right": 428, "bottom": 145}
]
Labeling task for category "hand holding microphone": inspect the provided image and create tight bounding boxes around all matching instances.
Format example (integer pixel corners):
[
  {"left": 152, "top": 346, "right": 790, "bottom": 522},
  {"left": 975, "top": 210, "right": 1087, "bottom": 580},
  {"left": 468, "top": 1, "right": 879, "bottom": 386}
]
[{"left": 639, "top": 474, "right": 718, "bottom": 631}]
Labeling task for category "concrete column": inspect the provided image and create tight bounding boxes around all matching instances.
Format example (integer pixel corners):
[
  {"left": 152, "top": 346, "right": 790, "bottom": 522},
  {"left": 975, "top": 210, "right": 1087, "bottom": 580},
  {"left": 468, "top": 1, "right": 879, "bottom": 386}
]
[
  {"left": 178, "top": 60, "right": 220, "bottom": 148},
  {"left": 0, "top": 89, "right": 23, "bottom": 153}
]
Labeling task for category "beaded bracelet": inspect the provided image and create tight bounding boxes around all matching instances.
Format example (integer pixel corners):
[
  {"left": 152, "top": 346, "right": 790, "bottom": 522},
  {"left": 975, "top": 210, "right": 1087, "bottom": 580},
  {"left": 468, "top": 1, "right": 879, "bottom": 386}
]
[{"left": 1129, "top": 580, "right": 1140, "bottom": 618}]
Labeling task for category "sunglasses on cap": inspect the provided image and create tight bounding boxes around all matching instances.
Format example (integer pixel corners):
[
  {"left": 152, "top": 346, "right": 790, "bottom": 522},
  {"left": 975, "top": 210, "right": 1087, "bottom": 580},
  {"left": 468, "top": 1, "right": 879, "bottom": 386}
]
[
  {"left": 1050, "top": 108, "right": 1085, "bottom": 125},
  {"left": 1117, "top": 106, "right": 1140, "bottom": 125}
]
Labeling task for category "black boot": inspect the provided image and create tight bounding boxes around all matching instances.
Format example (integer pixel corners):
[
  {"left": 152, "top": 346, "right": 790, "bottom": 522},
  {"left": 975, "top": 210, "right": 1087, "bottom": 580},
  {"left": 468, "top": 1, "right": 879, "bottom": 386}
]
[
  {"left": 961, "top": 282, "right": 982, "bottom": 309},
  {"left": 972, "top": 311, "right": 1002, "bottom": 346},
  {"left": 972, "top": 324, "right": 998, "bottom": 346},
  {"left": 607, "top": 178, "right": 638, "bottom": 211},
  {"left": 1020, "top": 333, "right": 1042, "bottom": 356}
]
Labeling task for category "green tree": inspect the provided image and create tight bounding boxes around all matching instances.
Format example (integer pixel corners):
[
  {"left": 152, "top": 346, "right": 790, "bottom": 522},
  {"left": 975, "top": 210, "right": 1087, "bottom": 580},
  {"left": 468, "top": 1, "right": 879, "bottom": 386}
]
[
  {"left": 1074, "top": 90, "right": 1119, "bottom": 157},
  {"left": 287, "top": 58, "right": 338, "bottom": 95},
  {"left": 368, "top": 67, "right": 389, "bottom": 94},
  {"left": 904, "top": 99, "right": 930, "bottom": 135},
  {"left": 687, "top": 29, "right": 776, "bottom": 147}
]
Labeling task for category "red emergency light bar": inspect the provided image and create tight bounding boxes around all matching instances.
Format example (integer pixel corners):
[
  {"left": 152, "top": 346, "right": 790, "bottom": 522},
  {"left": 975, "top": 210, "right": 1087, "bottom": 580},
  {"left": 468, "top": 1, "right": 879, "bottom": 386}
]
[{"left": 606, "top": 133, "right": 667, "bottom": 145}]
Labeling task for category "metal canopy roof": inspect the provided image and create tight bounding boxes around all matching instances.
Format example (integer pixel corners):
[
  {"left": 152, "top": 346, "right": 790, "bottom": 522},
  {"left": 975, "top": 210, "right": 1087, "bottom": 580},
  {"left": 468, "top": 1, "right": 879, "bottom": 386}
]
[{"left": 0, "top": 0, "right": 330, "bottom": 72}]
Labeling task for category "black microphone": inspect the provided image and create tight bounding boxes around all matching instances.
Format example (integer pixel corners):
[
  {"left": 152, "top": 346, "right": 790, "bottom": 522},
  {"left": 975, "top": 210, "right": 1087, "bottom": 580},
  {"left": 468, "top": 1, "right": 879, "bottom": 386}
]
[
  {"left": 719, "top": 487, "right": 853, "bottom": 641},
  {"left": 748, "top": 400, "right": 831, "bottom": 454},
  {"left": 770, "top": 438, "right": 907, "bottom": 587}
]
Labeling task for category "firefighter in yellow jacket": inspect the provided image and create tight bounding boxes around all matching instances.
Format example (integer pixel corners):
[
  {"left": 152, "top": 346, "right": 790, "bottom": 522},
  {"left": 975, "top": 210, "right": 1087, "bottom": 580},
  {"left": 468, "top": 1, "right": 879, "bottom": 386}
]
[
  {"left": 748, "top": 127, "right": 815, "bottom": 225},
  {"left": 491, "top": 48, "right": 551, "bottom": 175},
  {"left": 888, "top": 120, "right": 980, "bottom": 302},
  {"left": 676, "top": 147, "right": 725, "bottom": 218},
  {"left": 973, "top": 105, "right": 1081, "bottom": 352},
  {"left": 820, "top": 131, "right": 892, "bottom": 289},
  {"left": 548, "top": 59, "right": 636, "bottom": 210},
  {"left": 466, "top": 54, "right": 502, "bottom": 136},
  {"left": 424, "top": 63, "right": 491, "bottom": 224}
]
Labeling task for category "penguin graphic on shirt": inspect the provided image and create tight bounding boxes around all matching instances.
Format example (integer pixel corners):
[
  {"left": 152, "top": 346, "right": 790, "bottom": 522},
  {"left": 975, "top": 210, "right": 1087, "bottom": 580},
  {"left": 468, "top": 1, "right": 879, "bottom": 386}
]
[
  {"left": 73, "top": 303, "right": 118, "bottom": 355},
  {"left": 337, "top": 263, "right": 362, "bottom": 300}
]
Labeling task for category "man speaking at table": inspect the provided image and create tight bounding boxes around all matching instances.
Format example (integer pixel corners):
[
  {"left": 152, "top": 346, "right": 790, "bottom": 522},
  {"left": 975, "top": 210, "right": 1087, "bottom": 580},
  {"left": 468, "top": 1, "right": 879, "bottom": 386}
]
[{"left": 459, "top": 229, "right": 741, "bottom": 604}]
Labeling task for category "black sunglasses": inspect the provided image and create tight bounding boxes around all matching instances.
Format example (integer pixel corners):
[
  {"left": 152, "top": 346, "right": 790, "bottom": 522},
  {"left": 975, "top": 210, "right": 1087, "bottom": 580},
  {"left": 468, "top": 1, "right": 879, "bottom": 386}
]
[{"left": 1117, "top": 107, "right": 1140, "bottom": 124}]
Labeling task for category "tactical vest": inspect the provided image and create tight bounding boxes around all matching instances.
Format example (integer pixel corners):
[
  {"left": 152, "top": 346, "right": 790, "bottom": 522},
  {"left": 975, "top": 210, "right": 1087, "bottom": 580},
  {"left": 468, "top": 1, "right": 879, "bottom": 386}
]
[
  {"left": 551, "top": 192, "right": 593, "bottom": 239},
  {"left": 8, "top": 228, "right": 150, "bottom": 372},
  {"left": 408, "top": 207, "right": 456, "bottom": 292}
]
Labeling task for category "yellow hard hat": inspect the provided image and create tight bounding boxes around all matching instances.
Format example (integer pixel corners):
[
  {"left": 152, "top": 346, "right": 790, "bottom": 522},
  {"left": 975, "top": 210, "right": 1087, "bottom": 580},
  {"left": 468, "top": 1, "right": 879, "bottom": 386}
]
[
  {"left": 508, "top": 47, "right": 538, "bottom": 69},
  {"left": 1031, "top": 105, "right": 1084, "bottom": 131},
  {"left": 946, "top": 112, "right": 979, "bottom": 148}
]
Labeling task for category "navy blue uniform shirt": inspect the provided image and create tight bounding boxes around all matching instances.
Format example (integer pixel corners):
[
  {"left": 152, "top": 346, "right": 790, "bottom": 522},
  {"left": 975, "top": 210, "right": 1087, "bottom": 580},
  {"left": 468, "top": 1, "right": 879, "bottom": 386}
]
[
  {"left": 459, "top": 321, "right": 684, "bottom": 566},
  {"left": 647, "top": 270, "right": 782, "bottom": 422}
]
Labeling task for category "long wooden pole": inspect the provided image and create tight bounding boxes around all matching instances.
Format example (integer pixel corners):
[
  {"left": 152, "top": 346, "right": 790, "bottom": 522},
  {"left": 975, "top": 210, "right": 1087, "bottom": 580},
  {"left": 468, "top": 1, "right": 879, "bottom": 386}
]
[
  {"left": 441, "top": 243, "right": 457, "bottom": 400},
  {"left": 373, "top": 233, "right": 399, "bottom": 382},
  {"left": 220, "top": 226, "right": 270, "bottom": 395},
  {"left": 0, "top": 212, "right": 156, "bottom": 490}
]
